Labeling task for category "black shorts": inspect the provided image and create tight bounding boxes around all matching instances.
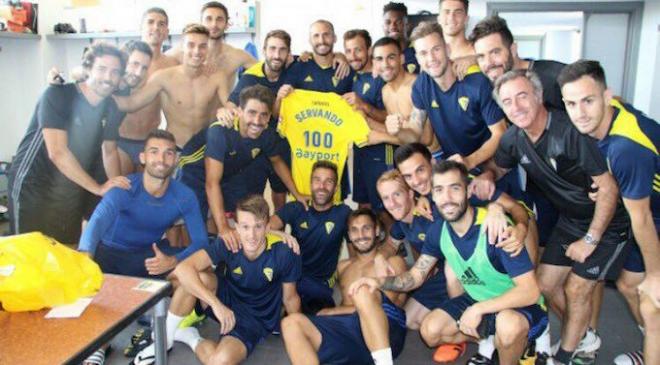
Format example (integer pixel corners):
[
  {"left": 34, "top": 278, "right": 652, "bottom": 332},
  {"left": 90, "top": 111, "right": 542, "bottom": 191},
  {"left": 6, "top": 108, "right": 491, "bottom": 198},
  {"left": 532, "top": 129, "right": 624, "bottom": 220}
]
[{"left": 541, "top": 215, "right": 630, "bottom": 281}]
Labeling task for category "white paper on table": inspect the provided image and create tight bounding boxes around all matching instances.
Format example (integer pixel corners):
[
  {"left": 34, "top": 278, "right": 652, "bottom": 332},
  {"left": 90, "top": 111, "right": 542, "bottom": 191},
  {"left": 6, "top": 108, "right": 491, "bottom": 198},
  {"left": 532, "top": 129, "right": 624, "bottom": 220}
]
[
  {"left": 133, "top": 279, "right": 168, "bottom": 293},
  {"left": 45, "top": 297, "right": 93, "bottom": 319}
]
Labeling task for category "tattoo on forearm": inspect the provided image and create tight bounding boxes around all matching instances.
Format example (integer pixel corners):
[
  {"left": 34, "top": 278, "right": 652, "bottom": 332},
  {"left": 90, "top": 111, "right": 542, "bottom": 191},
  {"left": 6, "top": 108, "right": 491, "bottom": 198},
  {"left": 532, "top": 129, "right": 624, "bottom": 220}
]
[
  {"left": 409, "top": 108, "right": 427, "bottom": 130},
  {"left": 382, "top": 272, "right": 416, "bottom": 292},
  {"left": 414, "top": 255, "right": 436, "bottom": 278}
]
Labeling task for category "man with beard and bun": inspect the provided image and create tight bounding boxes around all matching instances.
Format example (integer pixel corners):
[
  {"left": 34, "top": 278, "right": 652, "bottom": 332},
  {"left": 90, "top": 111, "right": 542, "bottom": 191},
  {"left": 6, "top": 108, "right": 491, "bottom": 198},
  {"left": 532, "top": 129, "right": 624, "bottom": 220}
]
[
  {"left": 491, "top": 70, "right": 631, "bottom": 365},
  {"left": 559, "top": 60, "right": 660, "bottom": 365},
  {"left": 269, "top": 161, "right": 352, "bottom": 314},
  {"left": 167, "top": 2, "right": 256, "bottom": 95},
  {"left": 391, "top": 22, "right": 507, "bottom": 172},
  {"left": 78, "top": 130, "right": 208, "bottom": 365},
  {"left": 351, "top": 161, "right": 547, "bottom": 365},
  {"left": 282, "top": 208, "right": 408, "bottom": 365},
  {"left": 382, "top": 2, "right": 419, "bottom": 74},
  {"left": 8, "top": 42, "right": 129, "bottom": 244}
]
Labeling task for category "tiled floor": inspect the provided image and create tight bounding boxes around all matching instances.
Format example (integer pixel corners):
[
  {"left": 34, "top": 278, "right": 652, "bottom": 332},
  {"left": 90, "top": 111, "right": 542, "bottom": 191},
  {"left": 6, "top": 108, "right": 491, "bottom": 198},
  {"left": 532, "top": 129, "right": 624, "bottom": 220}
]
[{"left": 106, "top": 286, "right": 642, "bottom": 365}]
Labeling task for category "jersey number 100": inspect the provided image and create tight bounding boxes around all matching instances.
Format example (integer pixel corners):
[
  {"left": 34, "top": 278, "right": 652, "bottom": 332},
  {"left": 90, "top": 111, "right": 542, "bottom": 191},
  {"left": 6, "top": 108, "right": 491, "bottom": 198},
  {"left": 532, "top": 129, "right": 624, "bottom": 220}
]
[{"left": 303, "top": 131, "right": 333, "bottom": 148}]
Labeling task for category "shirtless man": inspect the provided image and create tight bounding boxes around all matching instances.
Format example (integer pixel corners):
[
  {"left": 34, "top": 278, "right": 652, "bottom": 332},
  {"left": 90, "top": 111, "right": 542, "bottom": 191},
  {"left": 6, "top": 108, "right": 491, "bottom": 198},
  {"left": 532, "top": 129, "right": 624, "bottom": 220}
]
[
  {"left": 117, "top": 7, "right": 179, "bottom": 174},
  {"left": 168, "top": 1, "right": 256, "bottom": 94},
  {"left": 281, "top": 208, "right": 408, "bottom": 365}
]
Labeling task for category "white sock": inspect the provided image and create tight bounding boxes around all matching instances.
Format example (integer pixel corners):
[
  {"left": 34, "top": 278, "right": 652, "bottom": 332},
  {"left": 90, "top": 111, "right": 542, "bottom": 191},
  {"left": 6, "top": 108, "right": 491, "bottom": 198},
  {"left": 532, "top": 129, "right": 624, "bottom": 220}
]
[
  {"left": 371, "top": 348, "right": 393, "bottom": 365},
  {"left": 535, "top": 325, "right": 552, "bottom": 354},
  {"left": 165, "top": 312, "right": 184, "bottom": 349},
  {"left": 478, "top": 335, "right": 495, "bottom": 358},
  {"left": 174, "top": 326, "right": 203, "bottom": 352}
]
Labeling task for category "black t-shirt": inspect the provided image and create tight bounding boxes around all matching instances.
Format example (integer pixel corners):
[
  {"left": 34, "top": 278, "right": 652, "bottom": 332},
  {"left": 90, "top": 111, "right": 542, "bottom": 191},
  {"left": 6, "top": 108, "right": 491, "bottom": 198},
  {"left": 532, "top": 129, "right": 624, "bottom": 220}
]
[
  {"left": 495, "top": 109, "right": 627, "bottom": 227},
  {"left": 528, "top": 59, "right": 566, "bottom": 111},
  {"left": 9, "top": 83, "right": 123, "bottom": 199}
]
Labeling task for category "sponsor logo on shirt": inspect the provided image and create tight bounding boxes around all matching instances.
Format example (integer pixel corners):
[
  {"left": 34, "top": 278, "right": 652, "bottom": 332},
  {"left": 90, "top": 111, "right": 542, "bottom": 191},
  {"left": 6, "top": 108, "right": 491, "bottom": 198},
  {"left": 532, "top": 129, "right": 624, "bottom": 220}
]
[
  {"left": 460, "top": 267, "right": 485, "bottom": 286},
  {"left": 458, "top": 96, "right": 469, "bottom": 111},
  {"left": 263, "top": 267, "right": 273, "bottom": 282},
  {"left": 325, "top": 221, "right": 335, "bottom": 234}
]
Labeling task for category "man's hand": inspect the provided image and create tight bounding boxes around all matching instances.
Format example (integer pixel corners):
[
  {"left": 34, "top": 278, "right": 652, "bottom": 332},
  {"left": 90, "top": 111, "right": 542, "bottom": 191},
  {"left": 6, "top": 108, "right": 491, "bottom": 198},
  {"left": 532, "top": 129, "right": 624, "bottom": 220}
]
[
  {"left": 97, "top": 176, "right": 131, "bottom": 196},
  {"left": 458, "top": 304, "right": 484, "bottom": 338},
  {"left": 48, "top": 67, "right": 65, "bottom": 85},
  {"left": 483, "top": 203, "right": 507, "bottom": 245},
  {"left": 333, "top": 53, "right": 350, "bottom": 80},
  {"left": 219, "top": 225, "right": 241, "bottom": 253},
  {"left": 385, "top": 114, "right": 403, "bottom": 136},
  {"left": 448, "top": 154, "right": 471, "bottom": 169},
  {"left": 215, "top": 106, "right": 239, "bottom": 128},
  {"left": 494, "top": 225, "right": 526, "bottom": 257},
  {"left": 294, "top": 193, "right": 310, "bottom": 211},
  {"left": 565, "top": 238, "right": 597, "bottom": 263},
  {"left": 452, "top": 56, "right": 477, "bottom": 81},
  {"left": 348, "top": 277, "right": 382, "bottom": 297},
  {"left": 277, "top": 84, "right": 294, "bottom": 101},
  {"left": 469, "top": 175, "right": 496, "bottom": 201},
  {"left": 144, "top": 243, "right": 177, "bottom": 275},
  {"left": 414, "top": 196, "right": 435, "bottom": 221},
  {"left": 638, "top": 274, "right": 660, "bottom": 308},
  {"left": 269, "top": 230, "right": 300, "bottom": 255},
  {"left": 298, "top": 51, "right": 313, "bottom": 62},
  {"left": 342, "top": 92, "right": 366, "bottom": 111},
  {"left": 211, "top": 302, "right": 236, "bottom": 335}
]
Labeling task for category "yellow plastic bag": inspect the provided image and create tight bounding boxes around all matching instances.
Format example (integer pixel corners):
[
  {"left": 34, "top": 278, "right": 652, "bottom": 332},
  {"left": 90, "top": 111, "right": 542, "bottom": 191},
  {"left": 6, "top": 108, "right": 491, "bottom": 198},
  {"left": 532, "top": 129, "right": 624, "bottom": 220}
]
[{"left": 0, "top": 232, "right": 103, "bottom": 312}]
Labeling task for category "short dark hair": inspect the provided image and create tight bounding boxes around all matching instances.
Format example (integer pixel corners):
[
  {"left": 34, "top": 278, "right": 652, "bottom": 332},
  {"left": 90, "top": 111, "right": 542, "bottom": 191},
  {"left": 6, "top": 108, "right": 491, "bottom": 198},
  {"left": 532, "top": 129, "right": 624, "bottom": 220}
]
[
  {"left": 142, "top": 7, "right": 169, "bottom": 25},
  {"left": 144, "top": 129, "right": 176, "bottom": 148},
  {"left": 394, "top": 143, "right": 432, "bottom": 167},
  {"left": 182, "top": 23, "right": 210, "bottom": 37},
  {"left": 236, "top": 195, "right": 270, "bottom": 222},
  {"left": 201, "top": 1, "right": 228, "bottom": 18},
  {"left": 121, "top": 40, "right": 153, "bottom": 59},
  {"left": 383, "top": 2, "right": 408, "bottom": 16},
  {"left": 439, "top": 0, "right": 469, "bottom": 12},
  {"left": 557, "top": 59, "right": 608, "bottom": 89},
  {"left": 469, "top": 15, "right": 514, "bottom": 48},
  {"left": 239, "top": 84, "right": 275, "bottom": 112},
  {"left": 264, "top": 29, "right": 291, "bottom": 50},
  {"left": 312, "top": 160, "right": 338, "bottom": 181},
  {"left": 344, "top": 29, "right": 372, "bottom": 49},
  {"left": 373, "top": 36, "right": 402, "bottom": 53},
  {"left": 432, "top": 160, "right": 469, "bottom": 187},
  {"left": 410, "top": 21, "right": 445, "bottom": 45},
  {"left": 81, "top": 42, "right": 127, "bottom": 73}
]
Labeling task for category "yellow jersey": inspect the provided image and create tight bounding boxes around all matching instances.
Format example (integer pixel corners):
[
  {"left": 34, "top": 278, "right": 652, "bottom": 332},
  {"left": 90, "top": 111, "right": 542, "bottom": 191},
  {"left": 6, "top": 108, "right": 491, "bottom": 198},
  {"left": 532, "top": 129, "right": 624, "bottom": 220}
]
[{"left": 278, "top": 89, "right": 370, "bottom": 201}]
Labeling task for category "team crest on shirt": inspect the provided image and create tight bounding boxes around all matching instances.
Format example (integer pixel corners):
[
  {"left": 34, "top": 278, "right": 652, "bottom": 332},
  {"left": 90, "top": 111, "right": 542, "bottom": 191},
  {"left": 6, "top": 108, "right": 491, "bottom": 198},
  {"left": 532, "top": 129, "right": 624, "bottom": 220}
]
[
  {"left": 407, "top": 64, "right": 417, "bottom": 73},
  {"left": 325, "top": 221, "right": 335, "bottom": 234},
  {"left": 232, "top": 267, "right": 243, "bottom": 275},
  {"left": 431, "top": 100, "right": 439, "bottom": 108},
  {"left": 417, "top": 233, "right": 426, "bottom": 241},
  {"left": 332, "top": 76, "right": 339, "bottom": 87},
  {"left": 263, "top": 267, "right": 273, "bottom": 282},
  {"left": 458, "top": 96, "right": 469, "bottom": 111},
  {"left": 362, "top": 83, "right": 371, "bottom": 95},
  {"left": 300, "top": 221, "right": 308, "bottom": 229},
  {"left": 251, "top": 148, "right": 261, "bottom": 159}
]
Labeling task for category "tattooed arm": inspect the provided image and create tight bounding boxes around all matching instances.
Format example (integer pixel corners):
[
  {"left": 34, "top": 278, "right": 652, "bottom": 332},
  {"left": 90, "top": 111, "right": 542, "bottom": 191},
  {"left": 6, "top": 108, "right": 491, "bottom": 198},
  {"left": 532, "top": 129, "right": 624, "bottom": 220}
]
[
  {"left": 387, "top": 106, "right": 428, "bottom": 144},
  {"left": 347, "top": 254, "right": 438, "bottom": 296}
]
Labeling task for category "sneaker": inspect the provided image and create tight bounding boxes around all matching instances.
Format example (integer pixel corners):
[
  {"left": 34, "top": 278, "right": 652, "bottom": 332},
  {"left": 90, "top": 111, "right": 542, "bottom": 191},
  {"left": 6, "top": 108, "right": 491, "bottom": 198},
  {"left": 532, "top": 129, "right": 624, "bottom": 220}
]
[
  {"left": 535, "top": 352, "right": 555, "bottom": 365},
  {"left": 575, "top": 329, "right": 601, "bottom": 355},
  {"left": 433, "top": 342, "right": 467, "bottom": 363},
  {"left": 178, "top": 309, "right": 206, "bottom": 329},
  {"left": 520, "top": 345, "right": 537, "bottom": 365},
  {"left": 124, "top": 328, "right": 153, "bottom": 357},
  {"left": 467, "top": 353, "right": 494, "bottom": 365},
  {"left": 614, "top": 350, "right": 644, "bottom": 365},
  {"left": 570, "top": 353, "right": 597, "bottom": 365}
]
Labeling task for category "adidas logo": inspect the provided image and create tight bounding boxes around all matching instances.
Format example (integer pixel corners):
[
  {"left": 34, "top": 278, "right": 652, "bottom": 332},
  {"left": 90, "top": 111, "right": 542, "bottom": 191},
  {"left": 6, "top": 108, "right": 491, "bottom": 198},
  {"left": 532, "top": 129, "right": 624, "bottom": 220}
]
[
  {"left": 232, "top": 267, "right": 243, "bottom": 275},
  {"left": 586, "top": 266, "right": 600, "bottom": 275},
  {"left": 520, "top": 154, "right": 531, "bottom": 164},
  {"left": 304, "top": 75, "right": 313, "bottom": 82},
  {"left": 431, "top": 100, "right": 439, "bottom": 108},
  {"left": 460, "top": 267, "right": 485, "bottom": 286},
  {"left": 300, "top": 221, "right": 308, "bottom": 229}
]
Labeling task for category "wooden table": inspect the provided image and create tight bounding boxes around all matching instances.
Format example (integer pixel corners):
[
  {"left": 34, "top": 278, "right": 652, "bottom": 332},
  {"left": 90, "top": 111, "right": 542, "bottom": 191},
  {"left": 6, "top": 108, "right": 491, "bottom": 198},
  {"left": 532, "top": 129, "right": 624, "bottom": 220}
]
[{"left": 0, "top": 274, "right": 172, "bottom": 365}]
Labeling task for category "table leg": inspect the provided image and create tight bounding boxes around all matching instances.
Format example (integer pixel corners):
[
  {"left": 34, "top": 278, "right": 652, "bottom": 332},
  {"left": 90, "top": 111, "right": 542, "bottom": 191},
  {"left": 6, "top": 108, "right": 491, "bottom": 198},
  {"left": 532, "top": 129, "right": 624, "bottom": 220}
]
[{"left": 153, "top": 298, "right": 168, "bottom": 365}]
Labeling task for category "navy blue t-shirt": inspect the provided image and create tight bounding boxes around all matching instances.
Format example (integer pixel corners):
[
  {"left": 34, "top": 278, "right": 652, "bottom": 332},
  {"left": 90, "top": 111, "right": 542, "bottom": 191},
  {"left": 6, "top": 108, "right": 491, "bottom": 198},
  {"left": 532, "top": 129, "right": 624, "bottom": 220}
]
[
  {"left": 390, "top": 213, "right": 437, "bottom": 253},
  {"left": 205, "top": 235, "right": 302, "bottom": 331},
  {"left": 412, "top": 71, "right": 505, "bottom": 157},
  {"left": 276, "top": 202, "right": 351, "bottom": 282},
  {"left": 283, "top": 60, "right": 355, "bottom": 94},
  {"left": 403, "top": 46, "right": 420, "bottom": 74}
]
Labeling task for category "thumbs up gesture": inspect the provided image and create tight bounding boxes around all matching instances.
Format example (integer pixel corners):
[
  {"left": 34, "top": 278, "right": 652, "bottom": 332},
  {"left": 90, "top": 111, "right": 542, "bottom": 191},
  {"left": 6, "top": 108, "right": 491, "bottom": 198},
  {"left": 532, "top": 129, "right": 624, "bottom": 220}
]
[{"left": 145, "top": 243, "right": 178, "bottom": 276}]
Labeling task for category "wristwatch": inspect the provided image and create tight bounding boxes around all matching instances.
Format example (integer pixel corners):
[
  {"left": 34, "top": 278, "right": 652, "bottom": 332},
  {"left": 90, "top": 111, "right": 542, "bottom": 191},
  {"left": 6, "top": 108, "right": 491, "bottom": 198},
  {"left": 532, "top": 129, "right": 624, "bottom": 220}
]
[{"left": 584, "top": 233, "right": 599, "bottom": 246}]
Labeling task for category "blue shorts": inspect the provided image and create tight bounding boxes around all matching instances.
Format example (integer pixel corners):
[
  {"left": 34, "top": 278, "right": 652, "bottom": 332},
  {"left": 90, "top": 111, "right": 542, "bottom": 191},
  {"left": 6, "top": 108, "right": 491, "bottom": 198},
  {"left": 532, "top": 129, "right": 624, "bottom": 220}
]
[
  {"left": 176, "top": 128, "right": 208, "bottom": 218},
  {"left": 311, "top": 292, "right": 406, "bottom": 365},
  {"left": 352, "top": 144, "right": 394, "bottom": 212},
  {"left": 203, "top": 303, "right": 268, "bottom": 355},
  {"left": 297, "top": 275, "right": 335, "bottom": 314},
  {"left": 411, "top": 270, "right": 449, "bottom": 310},
  {"left": 440, "top": 293, "right": 548, "bottom": 341},
  {"left": 94, "top": 240, "right": 183, "bottom": 278},
  {"left": 117, "top": 137, "right": 145, "bottom": 166},
  {"left": 623, "top": 237, "right": 645, "bottom": 273}
]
